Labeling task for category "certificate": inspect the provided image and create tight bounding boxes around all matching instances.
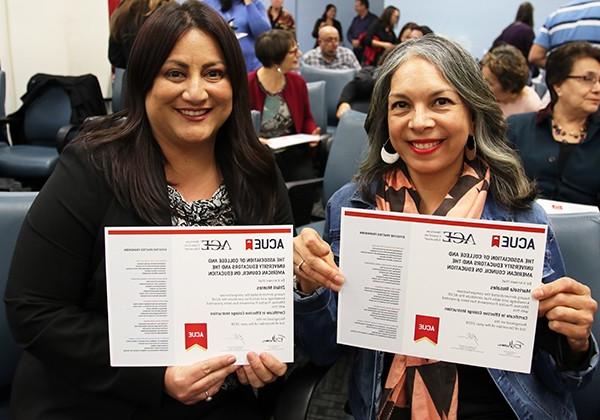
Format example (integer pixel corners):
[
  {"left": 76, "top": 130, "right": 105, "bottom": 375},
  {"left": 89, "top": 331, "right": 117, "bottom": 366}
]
[
  {"left": 105, "top": 225, "right": 294, "bottom": 366},
  {"left": 264, "top": 134, "right": 321, "bottom": 150},
  {"left": 338, "top": 208, "right": 547, "bottom": 373}
]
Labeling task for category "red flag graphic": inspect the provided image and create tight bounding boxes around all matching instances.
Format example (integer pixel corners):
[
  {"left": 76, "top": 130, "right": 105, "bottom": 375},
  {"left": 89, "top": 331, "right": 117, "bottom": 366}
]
[
  {"left": 414, "top": 315, "right": 440, "bottom": 344},
  {"left": 491, "top": 235, "right": 500, "bottom": 247},
  {"left": 185, "top": 323, "right": 208, "bottom": 350}
]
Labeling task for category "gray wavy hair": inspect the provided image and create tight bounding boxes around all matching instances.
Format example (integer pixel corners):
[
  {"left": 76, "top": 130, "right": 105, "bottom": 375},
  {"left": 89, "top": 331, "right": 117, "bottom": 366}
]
[{"left": 357, "top": 34, "right": 535, "bottom": 209}]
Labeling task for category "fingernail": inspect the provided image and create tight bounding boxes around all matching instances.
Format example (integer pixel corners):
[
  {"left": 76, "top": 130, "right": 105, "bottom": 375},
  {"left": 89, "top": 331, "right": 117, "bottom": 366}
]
[
  {"left": 247, "top": 352, "right": 257, "bottom": 361},
  {"left": 227, "top": 356, "right": 236, "bottom": 364},
  {"left": 532, "top": 288, "right": 543, "bottom": 299},
  {"left": 334, "top": 274, "right": 345, "bottom": 284}
]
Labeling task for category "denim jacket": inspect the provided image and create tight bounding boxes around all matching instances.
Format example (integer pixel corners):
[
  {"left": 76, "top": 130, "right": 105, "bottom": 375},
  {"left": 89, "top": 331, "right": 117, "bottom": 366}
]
[{"left": 295, "top": 182, "right": 598, "bottom": 420}]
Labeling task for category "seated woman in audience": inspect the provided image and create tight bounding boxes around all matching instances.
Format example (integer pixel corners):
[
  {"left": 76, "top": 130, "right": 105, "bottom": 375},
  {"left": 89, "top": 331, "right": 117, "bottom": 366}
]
[
  {"left": 481, "top": 44, "right": 543, "bottom": 118},
  {"left": 311, "top": 4, "right": 343, "bottom": 48},
  {"left": 248, "top": 29, "right": 321, "bottom": 225},
  {"left": 108, "top": 0, "right": 172, "bottom": 68},
  {"left": 508, "top": 42, "right": 600, "bottom": 207},
  {"left": 294, "top": 35, "right": 597, "bottom": 420},
  {"left": 203, "top": 0, "right": 271, "bottom": 72},
  {"left": 398, "top": 21, "right": 419, "bottom": 43},
  {"left": 362, "top": 5, "right": 399, "bottom": 66},
  {"left": 5, "top": 2, "right": 290, "bottom": 419}
]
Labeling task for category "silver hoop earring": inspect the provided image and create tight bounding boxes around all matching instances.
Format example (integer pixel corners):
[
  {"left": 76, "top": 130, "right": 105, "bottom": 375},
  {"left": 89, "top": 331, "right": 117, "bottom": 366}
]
[{"left": 381, "top": 138, "right": 399, "bottom": 164}]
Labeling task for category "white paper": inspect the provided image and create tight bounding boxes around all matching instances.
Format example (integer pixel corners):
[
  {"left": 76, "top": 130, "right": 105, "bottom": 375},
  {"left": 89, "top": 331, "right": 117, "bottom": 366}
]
[
  {"left": 536, "top": 198, "right": 599, "bottom": 214},
  {"left": 338, "top": 208, "right": 547, "bottom": 373},
  {"left": 264, "top": 134, "right": 321, "bottom": 150},
  {"left": 105, "top": 225, "right": 294, "bottom": 366}
]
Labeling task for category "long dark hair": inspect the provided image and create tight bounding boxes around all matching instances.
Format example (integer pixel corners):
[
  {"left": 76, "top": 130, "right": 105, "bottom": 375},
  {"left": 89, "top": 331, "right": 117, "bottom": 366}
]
[
  {"left": 78, "top": 1, "right": 279, "bottom": 225},
  {"left": 380, "top": 6, "right": 399, "bottom": 31},
  {"left": 321, "top": 4, "right": 336, "bottom": 20},
  {"left": 515, "top": 2, "right": 533, "bottom": 28}
]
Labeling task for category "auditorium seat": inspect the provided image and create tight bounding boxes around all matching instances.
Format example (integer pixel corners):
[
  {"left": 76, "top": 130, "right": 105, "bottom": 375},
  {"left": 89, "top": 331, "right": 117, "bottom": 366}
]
[
  {"left": 0, "top": 192, "right": 37, "bottom": 419},
  {"left": 548, "top": 211, "right": 600, "bottom": 420},
  {"left": 300, "top": 65, "right": 356, "bottom": 126}
]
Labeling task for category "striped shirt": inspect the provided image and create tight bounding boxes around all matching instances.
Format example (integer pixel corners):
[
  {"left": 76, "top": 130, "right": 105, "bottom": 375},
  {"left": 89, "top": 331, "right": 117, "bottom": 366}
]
[{"left": 534, "top": 0, "right": 600, "bottom": 51}]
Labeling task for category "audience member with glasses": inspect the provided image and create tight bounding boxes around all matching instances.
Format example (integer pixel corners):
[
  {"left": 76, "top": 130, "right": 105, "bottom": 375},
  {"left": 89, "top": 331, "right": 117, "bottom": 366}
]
[{"left": 508, "top": 42, "right": 600, "bottom": 207}]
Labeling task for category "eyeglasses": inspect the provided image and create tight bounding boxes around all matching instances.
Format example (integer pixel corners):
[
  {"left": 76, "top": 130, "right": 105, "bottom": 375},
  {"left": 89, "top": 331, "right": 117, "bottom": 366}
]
[
  {"left": 287, "top": 46, "right": 300, "bottom": 55},
  {"left": 320, "top": 37, "right": 339, "bottom": 44},
  {"left": 566, "top": 72, "right": 600, "bottom": 86}
]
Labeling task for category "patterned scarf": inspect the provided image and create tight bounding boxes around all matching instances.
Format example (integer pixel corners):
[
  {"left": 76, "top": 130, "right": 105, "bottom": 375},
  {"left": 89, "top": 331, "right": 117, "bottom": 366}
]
[{"left": 375, "top": 154, "right": 491, "bottom": 420}]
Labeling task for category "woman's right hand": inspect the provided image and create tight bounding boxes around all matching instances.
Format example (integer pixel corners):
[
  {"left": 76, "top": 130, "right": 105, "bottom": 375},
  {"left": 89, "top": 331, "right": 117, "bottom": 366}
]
[
  {"left": 293, "top": 228, "right": 344, "bottom": 294},
  {"left": 164, "top": 355, "right": 238, "bottom": 405}
]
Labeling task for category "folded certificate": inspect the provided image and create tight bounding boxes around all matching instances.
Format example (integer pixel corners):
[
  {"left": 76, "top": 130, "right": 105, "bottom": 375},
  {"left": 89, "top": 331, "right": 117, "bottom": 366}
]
[
  {"left": 105, "top": 225, "right": 294, "bottom": 366},
  {"left": 338, "top": 208, "right": 547, "bottom": 373},
  {"left": 264, "top": 134, "right": 321, "bottom": 150},
  {"left": 536, "top": 198, "right": 599, "bottom": 214}
]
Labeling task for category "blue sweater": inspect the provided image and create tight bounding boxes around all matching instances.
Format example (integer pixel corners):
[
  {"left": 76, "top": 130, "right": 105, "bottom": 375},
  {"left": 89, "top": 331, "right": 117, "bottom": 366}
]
[{"left": 204, "top": 0, "right": 270, "bottom": 71}]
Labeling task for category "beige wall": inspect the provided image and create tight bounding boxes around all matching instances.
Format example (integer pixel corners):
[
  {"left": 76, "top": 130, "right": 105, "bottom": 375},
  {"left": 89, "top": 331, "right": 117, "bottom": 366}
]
[{"left": 0, "top": 0, "right": 111, "bottom": 114}]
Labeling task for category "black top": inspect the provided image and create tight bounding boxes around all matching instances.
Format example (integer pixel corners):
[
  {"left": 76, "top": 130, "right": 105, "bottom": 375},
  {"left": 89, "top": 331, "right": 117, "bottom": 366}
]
[
  {"left": 507, "top": 109, "right": 600, "bottom": 207},
  {"left": 4, "top": 142, "right": 293, "bottom": 419},
  {"left": 311, "top": 18, "right": 344, "bottom": 48}
]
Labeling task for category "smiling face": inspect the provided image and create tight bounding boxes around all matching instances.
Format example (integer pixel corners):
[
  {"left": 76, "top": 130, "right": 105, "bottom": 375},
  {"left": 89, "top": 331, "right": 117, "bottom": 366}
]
[
  {"left": 387, "top": 57, "right": 472, "bottom": 183},
  {"left": 145, "top": 28, "right": 233, "bottom": 154},
  {"left": 555, "top": 56, "right": 600, "bottom": 114}
]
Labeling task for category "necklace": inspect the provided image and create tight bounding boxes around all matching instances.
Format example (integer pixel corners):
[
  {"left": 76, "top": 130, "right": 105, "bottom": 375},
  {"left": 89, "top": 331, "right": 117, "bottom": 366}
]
[{"left": 551, "top": 119, "right": 587, "bottom": 143}]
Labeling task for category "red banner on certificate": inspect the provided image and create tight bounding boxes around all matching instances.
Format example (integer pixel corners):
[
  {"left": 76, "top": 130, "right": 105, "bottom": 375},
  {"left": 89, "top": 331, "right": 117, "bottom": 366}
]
[
  {"left": 185, "top": 323, "right": 208, "bottom": 350},
  {"left": 414, "top": 315, "right": 440, "bottom": 344}
]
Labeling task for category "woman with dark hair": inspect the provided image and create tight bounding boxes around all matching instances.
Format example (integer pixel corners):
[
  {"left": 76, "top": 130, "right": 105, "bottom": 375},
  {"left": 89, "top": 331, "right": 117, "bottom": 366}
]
[
  {"left": 398, "top": 21, "right": 419, "bottom": 43},
  {"left": 108, "top": 0, "right": 172, "bottom": 68},
  {"left": 362, "top": 5, "right": 400, "bottom": 66},
  {"left": 482, "top": 44, "right": 543, "bottom": 117},
  {"left": 294, "top": 35, "right": 597, "bottom": 419},
  {"left": 492, "top": 1, "right": 535, "bottom": 61},
  {"left": 508, "top": 41, "right": 600, "bottom": 207},
  {"left": 5, "top": 2, "right": 290, "bottom": 419},
  {"left": 311, "top": 4, "right": 343, "bottom": 48},
  {"left": 249, "top": 29, "right": 320, "bottom": 226},
  {"left": 204, "top": 0, "right": 271, "bottom": 72}
]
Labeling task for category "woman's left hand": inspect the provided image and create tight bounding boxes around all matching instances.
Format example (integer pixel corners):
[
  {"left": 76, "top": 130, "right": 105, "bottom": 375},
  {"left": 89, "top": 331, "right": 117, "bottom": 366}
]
[
  {"left": 236, "top": 352, "right": 287, "bottom": 388},
  {"left": 533, "top": 277, "right": 597, "bottom": 353}
]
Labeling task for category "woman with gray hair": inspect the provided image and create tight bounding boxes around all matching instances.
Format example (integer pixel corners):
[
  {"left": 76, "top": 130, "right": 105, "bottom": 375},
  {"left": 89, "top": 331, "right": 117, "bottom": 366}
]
[{"left": 293, "top": 35, "right": 597, "bottom": 419}]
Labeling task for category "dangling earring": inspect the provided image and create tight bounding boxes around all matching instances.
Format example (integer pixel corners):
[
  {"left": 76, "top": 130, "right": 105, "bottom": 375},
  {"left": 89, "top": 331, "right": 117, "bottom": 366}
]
[
  {"left": 465, "top": 135, "right": 477, "bottom": 160},
  {"left": 381, "top": 138, "right": 399, "bottom": 164}
]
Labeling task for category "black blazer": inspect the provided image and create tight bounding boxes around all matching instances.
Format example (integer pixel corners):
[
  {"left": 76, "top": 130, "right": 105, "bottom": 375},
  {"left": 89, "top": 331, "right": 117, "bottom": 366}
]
[{"left": 4, "top": 143, "right": 293, "bottom": 419}]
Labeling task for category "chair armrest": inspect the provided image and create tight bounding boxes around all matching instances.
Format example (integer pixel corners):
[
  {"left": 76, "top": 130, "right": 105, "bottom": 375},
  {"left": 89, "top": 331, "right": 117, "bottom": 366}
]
[
  {"left": 56, "top": 124, "right": 78, "bottom": 153},
  {"left": 272, "top": 362, "right": 332, "bottom": 420},
  {"left": 285, "top": 177, "right": 324, "bottom": 191}
]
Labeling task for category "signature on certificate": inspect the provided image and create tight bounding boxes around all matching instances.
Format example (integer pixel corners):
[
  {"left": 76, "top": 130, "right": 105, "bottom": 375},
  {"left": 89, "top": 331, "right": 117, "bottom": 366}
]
[
  {"left": 262, "top": 334, "right": 286, "bottom": 344},
  {"left": 497, "top": 339, "right": 524, "bottom": 350},
  {"left": 458, "top": 332, "right": 479, "bottom": 348},
  {"left": 226, "top": 333, "right": 246, "bottom": 346}
]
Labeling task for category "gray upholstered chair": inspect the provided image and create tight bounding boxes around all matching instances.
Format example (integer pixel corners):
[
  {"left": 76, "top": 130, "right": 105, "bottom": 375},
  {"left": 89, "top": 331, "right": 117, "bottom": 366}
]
[
  {"left": 0, "top": 86, "right": 69, "bottom": 184},
  {"left": 548, "top": 211, "right": 600, "bottom": 420},
  {"left": 306, "top": 81, "right": 327, "bottom": 134},
  {"left": 0, "top": 192, "right": 37, "bottom": 419},
  {"left": 296, "top": 110, "right": 368, "bottom": 235},
  {"left": 300, "top": 65, "right": 357, "bottom": 126}
]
